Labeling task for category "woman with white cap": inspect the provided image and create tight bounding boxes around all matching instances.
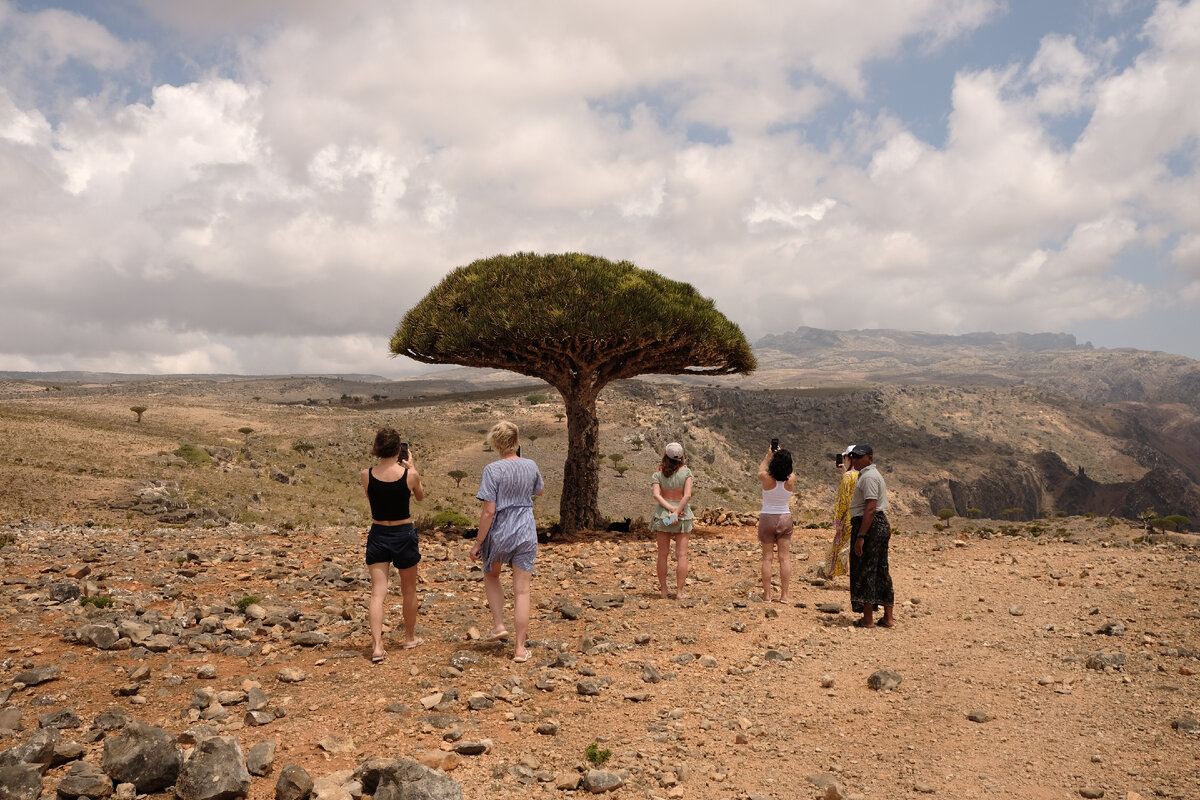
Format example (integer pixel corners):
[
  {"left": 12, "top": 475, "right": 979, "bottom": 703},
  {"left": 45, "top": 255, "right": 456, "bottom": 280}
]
[
  {"left": 650, "top": 442, "right": 694, "bottom": 599},
  {"left": 818, "top": 445, "right": 858, "bottom": 580}
]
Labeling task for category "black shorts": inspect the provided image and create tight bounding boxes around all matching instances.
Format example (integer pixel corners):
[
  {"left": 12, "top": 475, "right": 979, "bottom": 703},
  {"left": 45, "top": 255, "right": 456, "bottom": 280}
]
[{"left": 365, "top": 523, "right": 420, "bottom": 570}]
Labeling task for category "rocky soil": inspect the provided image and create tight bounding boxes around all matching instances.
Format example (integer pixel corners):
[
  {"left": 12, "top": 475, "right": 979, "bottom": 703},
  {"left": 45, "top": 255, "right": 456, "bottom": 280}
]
[{"left": 2, "top": 517, "right": 1198, "bottom": 800}]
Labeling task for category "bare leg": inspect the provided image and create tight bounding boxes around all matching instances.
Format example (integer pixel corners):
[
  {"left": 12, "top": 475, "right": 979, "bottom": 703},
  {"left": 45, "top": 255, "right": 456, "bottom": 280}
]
[
  {"left": 512, "top": 567, "right": 532, "bottom": 658},
  {"left": 655, "top": 533, "right": 670, "bottom": 597},
  {"left": 483, "top": 563, "right": 507, "bottom": 635},
  {"left": 368, "top": 562, "right": 390, "bottom": 659},
  {"left": 777, "top": 537, "right": 792, "bottom": 603},
  {"left": 760, "top": 542, "right": 774, "bottom": 601},
  {"left": 675, "top": 533, "right": 690, "bottom": 599},
  {"left": 880, "top": 605, "right": 894, "bottom": 627},
  {"left": 397, "top": 565, "right": 421, "bottom": 646}
]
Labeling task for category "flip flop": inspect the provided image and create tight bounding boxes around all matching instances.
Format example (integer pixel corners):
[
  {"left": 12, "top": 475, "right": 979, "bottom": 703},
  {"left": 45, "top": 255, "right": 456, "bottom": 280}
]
[
  {"left": 485, "top": 629, "right": 510, "bottom": 642},
  {"left": 403, "top": 638, "right": 424, "bottom": 650},
  {"left": 853, "top": 619, "right": 875, "bottom": 628},
  {"left": 512, "top": 652, "right": 530, "bottom": 663},
  {"left": 371, "top": 653, "right": 387, "bottom": 663}
]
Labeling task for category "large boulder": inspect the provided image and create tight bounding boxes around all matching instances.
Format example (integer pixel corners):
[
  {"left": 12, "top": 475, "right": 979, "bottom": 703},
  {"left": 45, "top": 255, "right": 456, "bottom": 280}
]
[
  {"left": 0, "top": 727, "right": 61, "bottom": 769},
  {"left": 175, "top": 737, "right": 249, "bottom": 800},
  {"left": 374, "top": 759, "right": 461, "bottom": 800},
  {"left": 101, "top": 722, "right": 181, "bottom": 793},
  {"left": 0, "top": 764, "right": 43, "bottom": 800},
  {"left": 56, "top": 760, "right": 114, "bottom": 798}
]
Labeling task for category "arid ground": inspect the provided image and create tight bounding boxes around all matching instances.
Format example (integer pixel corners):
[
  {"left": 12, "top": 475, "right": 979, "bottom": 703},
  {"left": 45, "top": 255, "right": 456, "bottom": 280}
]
[{"left": 1, "top": 379, "right": 1198, "bottom": 800}]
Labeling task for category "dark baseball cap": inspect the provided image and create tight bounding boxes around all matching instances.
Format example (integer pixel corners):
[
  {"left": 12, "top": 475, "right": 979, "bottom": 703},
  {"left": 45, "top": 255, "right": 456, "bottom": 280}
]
[{"left": 849, "top": 444, "right": 873, "bottom": 457}]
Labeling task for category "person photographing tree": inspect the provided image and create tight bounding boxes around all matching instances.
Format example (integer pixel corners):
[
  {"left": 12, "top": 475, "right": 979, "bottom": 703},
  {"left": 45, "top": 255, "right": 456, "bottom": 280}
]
[{"left": 847, "top": 444, "right": 894, "bottom": 628}]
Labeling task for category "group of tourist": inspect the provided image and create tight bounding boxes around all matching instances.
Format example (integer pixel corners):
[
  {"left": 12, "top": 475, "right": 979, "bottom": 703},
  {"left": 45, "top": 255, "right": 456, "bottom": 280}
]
[{"left": 360, "top": 421, "right": 894, "bottom": 662}]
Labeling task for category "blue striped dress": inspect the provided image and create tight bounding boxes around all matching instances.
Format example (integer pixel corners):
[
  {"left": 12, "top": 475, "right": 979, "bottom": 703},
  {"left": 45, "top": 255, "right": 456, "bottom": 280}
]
[{"left": 476, "top": 457, "right": 545, "bottom": 572}]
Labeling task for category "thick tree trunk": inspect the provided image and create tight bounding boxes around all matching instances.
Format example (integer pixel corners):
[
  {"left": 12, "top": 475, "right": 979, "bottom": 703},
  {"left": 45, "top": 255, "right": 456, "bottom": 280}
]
[{"left": 560, "top": 389, "right": 603, "bottom": 534}]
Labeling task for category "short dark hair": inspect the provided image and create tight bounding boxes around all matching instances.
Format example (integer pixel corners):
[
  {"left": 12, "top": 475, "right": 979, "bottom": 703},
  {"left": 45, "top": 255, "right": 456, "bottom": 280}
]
[
  {"left": 371, "top": 428, "right": 401, "bottom": 458},
  {"left": 768, "top": 449, "right": 792, "bottom": 482}
]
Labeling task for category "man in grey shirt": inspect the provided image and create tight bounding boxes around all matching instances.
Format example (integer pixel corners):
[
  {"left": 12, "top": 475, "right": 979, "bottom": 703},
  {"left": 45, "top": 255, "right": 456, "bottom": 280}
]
[{"left": 847, "top": 444, "right": 894, "bottom": 628}]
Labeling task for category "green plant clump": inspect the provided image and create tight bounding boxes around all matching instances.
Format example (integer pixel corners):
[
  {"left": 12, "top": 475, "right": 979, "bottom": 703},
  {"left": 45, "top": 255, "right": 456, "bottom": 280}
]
[
  {"left": 237, "top": 595, "right": 260, "bottom": 610},
  {"left": 81, "top": 596, "right": 113, "bottom": 608},
  {"left": 525, "top": 393, "right": 548, "bottom": 405},
  {"left": 433, "top": 509, "right": 472, "bottom": 527},
  {"left": 0, "top": 532, "right": 15, "bottom": 548},
  {"left": 585, "top": 743, "right": 612, "bottom": 766},
  {"left": 173, "top": 444, "right": 213, "bottom": 466}
]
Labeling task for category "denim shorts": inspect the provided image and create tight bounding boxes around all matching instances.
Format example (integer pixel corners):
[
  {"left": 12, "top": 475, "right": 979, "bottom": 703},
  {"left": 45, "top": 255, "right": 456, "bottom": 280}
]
[{"left": 365, "top": 523, "right": 420, "bottom": 570}]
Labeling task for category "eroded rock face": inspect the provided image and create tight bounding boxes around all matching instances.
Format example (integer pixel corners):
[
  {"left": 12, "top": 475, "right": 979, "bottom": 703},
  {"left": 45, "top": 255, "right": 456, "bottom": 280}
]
[
  {"left": 174, "top": 736, "right": 250, "bottom": 800},
  {"left": 101, "top": 722, "right": 181, "bottom": 793}
]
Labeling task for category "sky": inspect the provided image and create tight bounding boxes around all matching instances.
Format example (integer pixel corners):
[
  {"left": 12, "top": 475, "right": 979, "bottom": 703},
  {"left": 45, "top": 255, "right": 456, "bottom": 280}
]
[{"left": 1, "top": 0, "right": 1199, "bottom": 377}]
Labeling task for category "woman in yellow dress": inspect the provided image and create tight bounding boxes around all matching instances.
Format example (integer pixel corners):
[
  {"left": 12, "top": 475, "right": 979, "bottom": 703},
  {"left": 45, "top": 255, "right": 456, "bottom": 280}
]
[{"left": 819, "top": 445, "right": 858, "bottom": 579}]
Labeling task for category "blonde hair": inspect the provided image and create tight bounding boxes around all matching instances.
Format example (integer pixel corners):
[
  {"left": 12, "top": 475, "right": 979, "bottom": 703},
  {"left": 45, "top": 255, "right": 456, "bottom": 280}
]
[{"left": 488, "top": 420, "right": 520, "bottom": 455}]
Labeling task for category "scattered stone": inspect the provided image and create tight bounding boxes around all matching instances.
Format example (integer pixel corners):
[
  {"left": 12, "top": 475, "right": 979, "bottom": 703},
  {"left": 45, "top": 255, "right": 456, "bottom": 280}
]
[
  {"left": 276, "top": 668, "right": 307, "bottom": 683},
  {"left": 466, "top": 693, "right": 493, "bottom": 711},
  {"left": 100, "top": 721, "right": 181, "bottom": 793},
  {"left": 47, "top": 581, "right": 82, "bottom": 603},
  {"left": 1008, "top": 605, "right": 1024, "bottom": 616},
  {"left": 968, "top": 710, "right": 992, "bottom": 723},
  {"left": 816, "top": 603, "right": 843, "bottom": 614},
  {"left": 316, "top": 736, "right": 355, "bottom": 755},
  {"left": 577, "top": 681, "right": 601, "bottom": 696},
  {"left": 536, "top": 722, "right": 558, "bottom": 736},
  {"left": 56, "top": 759, "right": 114, "bottom": 798},
  {"left": 642, "top": 665, "right": 661, "bottom": 684},
  {"left": 558, "top": 601, "right": 582, "bottom": 620},
  {"left": 820, "top": 675, "right": 835, "bottom": 688},
  {"left": 1085, "top": 652, "right": 1126, "bottom": 671},
  {"left": 1097, "top": 621, "right": 1125, "bottom": 637},
  {"left": 582, "top": 770, "right": 624, "bottom": 793},
  {"left": 1171, "top": 716, "right": 1199, "bottom": 733},
  {"left": 275, "top": 764, "right": 313, "bottom": 800},
  {"left": 554, "top": 772, "right": 581, "bottom": 790},
  {"left": 11, "top": 665, "right": 60, "bottom": 688},
  {"left": 416, "top": 751, "right": 460, "bottom": 772},
  {"left": 1078, "top": 788, "right": 1104, "bottom": 798},
  {"left": 38, "top": 709, "right": 80, "bottom": 730},
  {"left": 867, "top": 670, "right": 902, "bottom": 691},
  {"left": 450, "top": 740, "right": 491, "bottom": 756},
  {"left": 0, "top": 708, "right": 21, "bottom": 731},
  {"left": 246, "top": 741, "right": 276, "bottom": 776}
]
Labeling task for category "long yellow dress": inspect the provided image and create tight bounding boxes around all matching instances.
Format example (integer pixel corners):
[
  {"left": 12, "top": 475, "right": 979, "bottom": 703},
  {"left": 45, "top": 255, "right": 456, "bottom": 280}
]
[{"left": 821, "top": 468, "right": 859, "bottom": 579}]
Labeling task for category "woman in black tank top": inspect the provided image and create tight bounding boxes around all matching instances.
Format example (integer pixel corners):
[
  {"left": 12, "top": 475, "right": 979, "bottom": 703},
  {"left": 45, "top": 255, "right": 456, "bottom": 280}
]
[{"left": 359, "top": 428, "right": 425, "bottom": 662}]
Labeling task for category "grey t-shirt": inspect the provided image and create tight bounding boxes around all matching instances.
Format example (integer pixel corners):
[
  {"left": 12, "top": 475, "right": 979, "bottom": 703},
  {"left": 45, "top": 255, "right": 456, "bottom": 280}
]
[{"left": 848, "top": 463, "right": 888, "bottom": 517}]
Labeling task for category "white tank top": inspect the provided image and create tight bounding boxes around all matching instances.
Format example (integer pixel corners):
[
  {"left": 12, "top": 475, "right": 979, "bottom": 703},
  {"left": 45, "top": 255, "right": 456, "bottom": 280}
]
[{"left": 761, "top": 482, "right": 792, "bottom": 515}]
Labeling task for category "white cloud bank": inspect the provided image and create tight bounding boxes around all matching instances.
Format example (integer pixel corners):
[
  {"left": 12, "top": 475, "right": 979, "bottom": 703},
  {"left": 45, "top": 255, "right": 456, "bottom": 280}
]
[{"left": 0, "top": 0, "right": 1198, "bottom": 375}]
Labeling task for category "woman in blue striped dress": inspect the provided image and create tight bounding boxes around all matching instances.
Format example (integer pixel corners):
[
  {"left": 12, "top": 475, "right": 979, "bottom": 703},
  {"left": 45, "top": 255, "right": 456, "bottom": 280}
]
[{"left": 469, "top": 420, "right": 545, "bottom": 662}]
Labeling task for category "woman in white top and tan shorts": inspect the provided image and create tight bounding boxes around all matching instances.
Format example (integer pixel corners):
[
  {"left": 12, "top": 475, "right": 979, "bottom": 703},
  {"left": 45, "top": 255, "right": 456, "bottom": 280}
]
[{"left": 757, "top": 446, "right": 795, "bottom": 603}]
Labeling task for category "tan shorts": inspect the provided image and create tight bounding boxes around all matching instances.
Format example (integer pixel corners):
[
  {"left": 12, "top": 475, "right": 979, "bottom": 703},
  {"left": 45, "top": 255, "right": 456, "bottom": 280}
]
[{"left": 757, "top": 513, "right": 793, "bottom": 544}]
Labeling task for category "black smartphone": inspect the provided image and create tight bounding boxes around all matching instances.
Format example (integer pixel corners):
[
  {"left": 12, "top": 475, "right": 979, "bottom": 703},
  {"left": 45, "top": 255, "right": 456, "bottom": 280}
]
[
  {"left": 399, "top": 442, "right": 409, "bottom": 461},
  {"left": 770, "top": 438, "right": 779, "bottom": 452},
  {"left": 835, "top": 453, "right": 844, "bottom": 467},
  {"left": 516, "top": 445, "right": 522, "bottom": 457}
]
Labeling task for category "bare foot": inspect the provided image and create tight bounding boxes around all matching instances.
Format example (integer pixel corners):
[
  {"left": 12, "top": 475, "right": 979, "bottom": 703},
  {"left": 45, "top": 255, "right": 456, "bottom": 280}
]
[
  {"left": 370, "top": 649, "right": 386, "bottom": 663},
  {"left": 853, "top": 618, "right": 875, "bottom": 628},
  {"left": 659, "top": 589, "right": 669, "bottom": 599},
  {"left": 779, "top": 596, "right": 790, "bottom": 604},
  {"left": 403, "top": 637, "right": 424, "bottom": 649},
  {"left": 878, "top": 619, "right": 894, "bottom": 628},
  {"left": 676, "top": 592, "right": 689, "bottom": 600}
]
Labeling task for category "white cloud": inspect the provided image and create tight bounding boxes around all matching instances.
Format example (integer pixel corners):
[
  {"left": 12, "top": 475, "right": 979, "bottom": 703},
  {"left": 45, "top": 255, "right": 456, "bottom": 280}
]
[{"left": 2, "top": 1, "right": 1200, "bottom": 375}]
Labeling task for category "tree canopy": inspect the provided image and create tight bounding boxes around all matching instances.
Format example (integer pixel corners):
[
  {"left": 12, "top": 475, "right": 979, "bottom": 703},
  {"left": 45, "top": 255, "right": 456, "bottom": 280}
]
[
  {"left": 391, "top": 252, "right": 755, "bottom": 532},
  {"left": 391, "top": 252, "right": 755, "bottom": 387}
]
